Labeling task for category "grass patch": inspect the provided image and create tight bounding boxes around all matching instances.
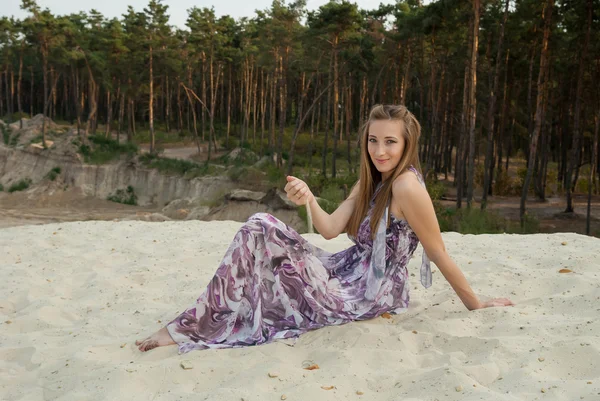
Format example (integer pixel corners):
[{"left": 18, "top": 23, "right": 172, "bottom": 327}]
[
  {"left": 8, "top": 178, "right": 32, "bottom": 193},
  {"left": 45, "top": 166, "right": 62, "bottom": 181},
  {"left": 140, "top": 153, "right": 216, "bottom": 178},
  {"left": 107, "top": 185, "right": 138, "bottom": 205},
  {"left": 77, "top": 135, "right": 138, "bottom": 164},
  {"left": 436, "top": 205, "right": 540, "bottom": 235},
  {"left": 227, "top": 165, "right": 266, "bottom": 185}
]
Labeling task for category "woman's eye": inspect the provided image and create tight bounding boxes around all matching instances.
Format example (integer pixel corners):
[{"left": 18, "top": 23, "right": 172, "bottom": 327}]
[
  {"left": 368, "top": 138, "right": 376, "bottom": 143},
  {"left": 386, "top": 140, "right": 396, "bottom": 144}
]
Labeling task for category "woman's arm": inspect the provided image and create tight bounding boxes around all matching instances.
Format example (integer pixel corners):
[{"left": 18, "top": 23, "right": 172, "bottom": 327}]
[
  {"left": 393, "top": 173, "right": 513, "bottom": 311},
  {"left": 285, "top": 176, "right": 359, "bottom": 240}
]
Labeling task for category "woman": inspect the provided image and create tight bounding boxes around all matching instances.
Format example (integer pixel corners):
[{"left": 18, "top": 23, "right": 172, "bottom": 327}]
[{"left": 136, "top": 104, "right": 513, "bottom": 353}]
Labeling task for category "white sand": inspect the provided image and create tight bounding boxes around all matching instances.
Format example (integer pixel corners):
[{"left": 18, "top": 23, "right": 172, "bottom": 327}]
[{"left": 1, "top": 220, "right": 599, "bottom": 401}]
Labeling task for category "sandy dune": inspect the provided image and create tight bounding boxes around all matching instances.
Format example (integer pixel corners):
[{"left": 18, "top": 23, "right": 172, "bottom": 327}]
[{"left": 1, "top": 220, "right": 599, "bottom": 401}]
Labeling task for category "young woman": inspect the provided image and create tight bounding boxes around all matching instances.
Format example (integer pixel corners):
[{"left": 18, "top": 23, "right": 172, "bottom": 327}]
[{"left": 136, "top": 104, "right": 513, "bottom": 353}]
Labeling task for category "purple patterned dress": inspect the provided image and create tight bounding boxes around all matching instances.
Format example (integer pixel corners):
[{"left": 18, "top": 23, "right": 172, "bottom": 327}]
[{"left": 166, "top": 166, "right": 431, "bottom": 353}]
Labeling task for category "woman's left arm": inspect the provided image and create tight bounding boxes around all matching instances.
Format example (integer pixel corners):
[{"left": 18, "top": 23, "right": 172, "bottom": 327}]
[{"left": 393, "top": 175, "right": 513, "bottom": 311}]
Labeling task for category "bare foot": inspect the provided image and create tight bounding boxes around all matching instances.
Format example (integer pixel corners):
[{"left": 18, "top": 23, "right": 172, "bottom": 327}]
[{"left": 135, "top": 327, "right": 176, "bottom": 352}]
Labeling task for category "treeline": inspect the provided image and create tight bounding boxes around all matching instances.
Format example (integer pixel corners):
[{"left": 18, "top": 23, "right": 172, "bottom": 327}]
[{"left": 0, "top": 0, "right": 599, "bottom": 224}]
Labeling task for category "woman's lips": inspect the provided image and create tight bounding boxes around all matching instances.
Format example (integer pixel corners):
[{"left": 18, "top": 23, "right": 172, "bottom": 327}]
[{"left": 375, "top": 159, "right": 388, "bottom": 164}]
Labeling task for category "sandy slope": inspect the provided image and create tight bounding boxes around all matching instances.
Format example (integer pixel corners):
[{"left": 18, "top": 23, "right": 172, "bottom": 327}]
[{"left": 1, "top": 220, "right": 599, "bottom": 401}]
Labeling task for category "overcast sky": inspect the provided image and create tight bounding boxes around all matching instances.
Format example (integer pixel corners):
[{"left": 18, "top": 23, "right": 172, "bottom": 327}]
[{"left": 4, "top": 0, "right": 398, "bottom": 29}]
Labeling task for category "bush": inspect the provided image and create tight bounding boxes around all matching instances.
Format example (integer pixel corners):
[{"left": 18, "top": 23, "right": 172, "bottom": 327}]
[
  {"left": 320, "top": 183, "right": 345, "bottom": 205},
  {"left": 515, "top": 167, "right": 534, "bottom": 194},
  {"left": 221, "top": 136, "right": 239, "bottom": 150},
  {"left": 1, "top": 125, "right": 10, "bottom": 145},
  {"left": 107, "top": 185, "right": 138, "bottom": 205},
  {"left": 8, "top": 178, "right": 32, "bottom": 193},
  {"left": 227, "top": 166, "right": 266, "bottom": 185},
  {"left": 139, "top": 153, "right": 207, "bottom": 176},
  {"left": 297, "top": 197, "right": 338, "bottom": 222},
  {"left": 79, "top": 135, "right": 138, "bottom": 164},
  {"left": 265, "top": 164, "right": 286, "bottom": 186},
  {"left": 507, "top": 213, "right": 540, "bottom": 234},
  {"left": 427, "top": 180, "right": 446, "bottom": 201},
  {"left": 0, "top": 183, "right": 3, "bottom": 191},
  {"left": 45, "top": 166, "right": 61, "bottom": 181}
]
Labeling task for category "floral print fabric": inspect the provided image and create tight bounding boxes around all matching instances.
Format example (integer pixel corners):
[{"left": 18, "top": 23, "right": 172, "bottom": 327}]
[{"left": 166, "top": 166, "right": 431, "bottom": 353}]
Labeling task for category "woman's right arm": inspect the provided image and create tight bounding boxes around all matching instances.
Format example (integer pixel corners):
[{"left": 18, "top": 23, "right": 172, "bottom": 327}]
[{"left": 285, "top": 176, "right": 360, "bottom": 240}]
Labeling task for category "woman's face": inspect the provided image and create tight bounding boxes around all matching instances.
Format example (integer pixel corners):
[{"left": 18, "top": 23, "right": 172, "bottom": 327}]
[{"left": 367, "top": 120, "right": 406, "bottom": 181}]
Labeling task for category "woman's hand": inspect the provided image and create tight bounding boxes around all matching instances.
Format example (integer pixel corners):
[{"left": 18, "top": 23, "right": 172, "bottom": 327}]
[
  {"left": 476, "top": 297, "right": 515, "bottom": 309},
  {"left": 284, "top": 176, "right": 314, "bottom": 206}
]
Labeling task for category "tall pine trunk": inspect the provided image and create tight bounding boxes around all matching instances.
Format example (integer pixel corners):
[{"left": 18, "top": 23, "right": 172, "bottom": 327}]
[
  {"left": 466, "top": 0, "right": 480, "bottom": 208},
  {"left": 482, "top": 0, "right": 509, "bottom": 209},
  {"left": 565, "top": 0, "right": 592, "bottom": 213},
  {"left": 149, "top": 45, "right": 155, "bottom": 153},
  {"left": 520, "top": 0, "right": 554, "bottom": 226}
]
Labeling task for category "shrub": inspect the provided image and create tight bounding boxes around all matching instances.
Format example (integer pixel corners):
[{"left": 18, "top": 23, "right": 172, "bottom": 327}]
[
  {"left": 1, "top": 125, "right": 10, "bottom": 145},
  {"left": 139, "top": 153, "right": 206, "bottom": 176},
  {"left": 427, "top": 180, "right": 446, "bottom": 201},
  {"left": 227, "top": 166, "right": 266, "bottom": 185},
  {"left": 79, "top": 135, "right": 138, "bottom": 164},
  {"left": 320, "top": 183, "right": 345, "bottom": 205},
  {"left": 107, "top": 185, "right": 138, "bottom": 205},
  {"left": 45, "top": 166, "right": 62, "bottom": 181},
  {"left": 8, "top": 178, "right": 32, "bottom": 193},
  {"left": 265, "top": 164, "right": 286, "bottom": 186}
]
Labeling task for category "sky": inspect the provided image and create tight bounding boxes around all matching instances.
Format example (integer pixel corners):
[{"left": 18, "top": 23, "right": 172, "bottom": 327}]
[{"left": 3, "top": 0, "right": 399, "bottom": 28}]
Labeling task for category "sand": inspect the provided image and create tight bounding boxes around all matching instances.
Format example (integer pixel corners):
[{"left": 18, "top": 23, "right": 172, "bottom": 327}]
[{"left": 1, "top": 220, "right": 599, "bottom": 401}]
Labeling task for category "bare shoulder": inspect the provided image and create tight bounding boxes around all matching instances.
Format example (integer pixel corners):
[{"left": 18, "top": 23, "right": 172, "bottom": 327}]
[{"left": 392, "top": 169, "right": 423, "bottom": 196}]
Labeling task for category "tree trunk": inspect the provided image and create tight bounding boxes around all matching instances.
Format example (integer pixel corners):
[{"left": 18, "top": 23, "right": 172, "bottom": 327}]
[
  {"left": 587, "top": 105, "right": 600, "bottom": 235},
  {"left": 520, "top": 0, "right": 554, "bottom": 226},
  {"left": 227, "top": 66, "right": 232, "bottom": 142},
  {"left": 456, "top": 16, "right": 473, "bottom": 209},
  {"left": 482, "top": 0, "right": 509, "bottom": 210},
  {"left": 41, "top": 46, "right": 49, "bottom": 147},
  {"left": 565, "top": 0, "right": 592, "bottom": 213},
  {"left": 105, "top": 90, "right": 112, "bottom": 138},
  {"left": 149, "top": 45, "right": 155, "bottom": 153},
  {"left": 17, "top": 50, "right": 23, "bottom": 129},
  {"left": 118, "top": 90, "right": 124, "bottom": 143},
  {"left": 277, "top": 53, "right": 287, "bottom": 169},
  {"left": 466, "top": 0, "right": 480, "bottom": 208}
]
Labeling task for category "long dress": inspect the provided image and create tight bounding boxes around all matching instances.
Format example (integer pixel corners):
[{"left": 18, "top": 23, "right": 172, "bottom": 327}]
[{"left": 166, "top": 166, "right": 431, "bottom": 353}]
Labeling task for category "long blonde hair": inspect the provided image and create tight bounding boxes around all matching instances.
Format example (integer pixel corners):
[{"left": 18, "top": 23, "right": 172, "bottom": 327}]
[{"left": 346, "top": 104, "right": 423, "bottom": 239}]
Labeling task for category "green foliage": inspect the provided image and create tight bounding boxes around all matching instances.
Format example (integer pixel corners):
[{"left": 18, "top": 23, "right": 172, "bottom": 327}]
[
  {"left": 78, "top": 135, "right": 138, "bottom": 164},
  {"left": 221, "top": 136, "right": 239, "bottom": 150},
  {"left": 8, "top": 178, "right": 32, "bottom": 193},
  {"left": 305, "top": 174, "right": 358, "bottom": 199},
  {"left": 435, "top": 205, "right": 540, "bottom": 235},
  {"left": 1, "top": 125, "right": 10, "bottom": 145},
  {"left": 227, "top": 166, "right": 266, "bottom": 185},
  {"left": 45, "top": 166, "right": 62, "bottom": 181},
  {"left": 297, "top": 197, "right": 338, "bottom": 222},
  {"left": 0, "top": 183, "right": 3, "bottom": 191},
  {"left": 265, "top": 164, "right": 286, "bottom": 187},
  {"left": 140, "top": 153, "right": 216, "bottom": 177},
  {"left": 107, "top": 185, "right": 138, "bottom": 205},
  {"left": 9, "top": 133, "right": 20, "bottom": 147},
  {"left": 220, "top": 148, "right": 260, "bottom": 167}
]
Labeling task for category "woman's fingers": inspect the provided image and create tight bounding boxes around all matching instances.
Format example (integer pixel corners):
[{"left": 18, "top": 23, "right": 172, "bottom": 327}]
[{"left": 484, "top": 298, "right": 515, "bottom": 308}]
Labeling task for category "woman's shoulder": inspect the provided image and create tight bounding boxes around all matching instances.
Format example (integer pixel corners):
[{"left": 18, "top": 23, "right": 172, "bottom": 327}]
[{"left": 392, "top": 167, "right": 424, "bottom": 195}]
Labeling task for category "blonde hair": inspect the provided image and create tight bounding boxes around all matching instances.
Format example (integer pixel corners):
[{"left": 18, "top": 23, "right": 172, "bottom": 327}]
[{"left": 346, "top": 104, "right": 422, "bottom": 238}]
